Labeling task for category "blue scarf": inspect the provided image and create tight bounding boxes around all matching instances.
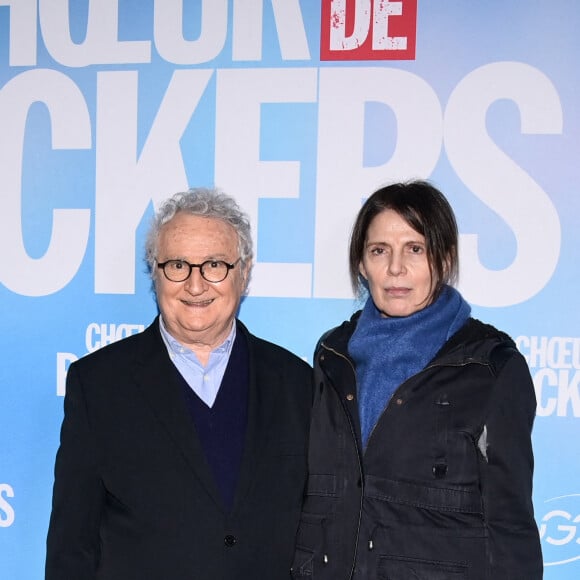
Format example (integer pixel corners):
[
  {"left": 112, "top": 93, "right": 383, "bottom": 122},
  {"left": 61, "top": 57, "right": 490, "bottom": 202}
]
[{"left": 348, "top": 285, "right": 471, "bottom": 448}]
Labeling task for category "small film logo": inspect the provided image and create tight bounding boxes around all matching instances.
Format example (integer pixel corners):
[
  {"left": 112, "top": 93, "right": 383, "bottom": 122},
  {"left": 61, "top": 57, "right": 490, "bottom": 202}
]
[
  {"left": 321, "top": 0, "right": 417, "bottom": 61},
  {"left": 540, "top": 494, "right": 580, "bottom": 567}
]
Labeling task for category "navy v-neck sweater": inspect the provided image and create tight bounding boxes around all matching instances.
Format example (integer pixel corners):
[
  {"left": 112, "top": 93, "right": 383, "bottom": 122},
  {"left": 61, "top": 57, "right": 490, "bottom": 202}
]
[{"left": 178, "top": 330, "right": 249, "bottom": 511}]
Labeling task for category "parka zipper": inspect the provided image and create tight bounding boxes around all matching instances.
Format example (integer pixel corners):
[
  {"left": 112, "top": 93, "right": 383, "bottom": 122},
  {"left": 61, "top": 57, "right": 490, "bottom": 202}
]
[{"left": 318, "top": 342, "right": 364, "bottom": 580}]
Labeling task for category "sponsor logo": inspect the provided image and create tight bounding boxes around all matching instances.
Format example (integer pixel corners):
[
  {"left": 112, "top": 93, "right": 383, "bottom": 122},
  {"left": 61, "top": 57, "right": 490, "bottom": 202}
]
[
  {"left": 321, "top": 0, "right": 417, "bottom": 60},
  {"left": 539, "top": 494, "right": 580, "bottom": 566}
]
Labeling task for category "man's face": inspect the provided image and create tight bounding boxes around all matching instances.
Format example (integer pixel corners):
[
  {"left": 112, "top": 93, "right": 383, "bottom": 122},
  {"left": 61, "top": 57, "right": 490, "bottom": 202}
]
[{"left": 155, "top": 212, "right": 248, "bottom": 350}]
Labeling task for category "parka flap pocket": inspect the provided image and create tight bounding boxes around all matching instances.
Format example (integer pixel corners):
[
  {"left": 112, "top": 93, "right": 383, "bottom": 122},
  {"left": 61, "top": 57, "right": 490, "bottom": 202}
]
[
  {"left": 365, "top": 475, "right": 482, "bottom": 514},
  {"left": 306, "top": 473, "right": 337, "bottom": 497},
  {"left": 378, "top": 554, "right": 467, "bottom": 579}
]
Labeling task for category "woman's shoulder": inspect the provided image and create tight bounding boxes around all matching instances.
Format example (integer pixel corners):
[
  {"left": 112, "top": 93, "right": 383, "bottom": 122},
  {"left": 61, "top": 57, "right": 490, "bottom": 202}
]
[
  {"left": 451, "top": 317, "right": 515, "bottom": 348},
  {"left": 315, "top": 310, "right": 362, "bottom": 352},
  {"left": 441, "top": 318, "right": 521, "bottom": 374}
]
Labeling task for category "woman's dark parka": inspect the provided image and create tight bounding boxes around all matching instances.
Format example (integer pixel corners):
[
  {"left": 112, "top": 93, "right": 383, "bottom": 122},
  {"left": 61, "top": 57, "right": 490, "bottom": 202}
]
[{"left": 291, "top": 315, "right": 542, "bottom": 580}]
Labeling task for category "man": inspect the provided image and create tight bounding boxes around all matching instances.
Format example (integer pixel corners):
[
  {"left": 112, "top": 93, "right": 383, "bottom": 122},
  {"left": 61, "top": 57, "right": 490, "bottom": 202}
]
[{"left": 46, "top": 188, "right": 312, "bottom": 579}]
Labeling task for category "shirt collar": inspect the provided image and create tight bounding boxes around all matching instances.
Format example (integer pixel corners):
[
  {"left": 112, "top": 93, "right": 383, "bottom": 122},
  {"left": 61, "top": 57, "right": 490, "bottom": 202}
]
[{"left": 158, "top": 316, "right": 237, "bottom": 357}]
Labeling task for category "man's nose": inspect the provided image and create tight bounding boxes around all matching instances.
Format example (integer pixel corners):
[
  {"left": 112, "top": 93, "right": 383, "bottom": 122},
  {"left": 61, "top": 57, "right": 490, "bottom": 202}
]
[{"left": 183, "top": 266, "right": 208, "bottom": 293}]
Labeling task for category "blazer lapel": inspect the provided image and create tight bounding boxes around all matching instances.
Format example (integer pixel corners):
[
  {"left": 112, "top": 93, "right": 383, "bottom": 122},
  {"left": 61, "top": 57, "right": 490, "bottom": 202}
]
[
  {"left": 230, "top": 324, "right": 280, "bottom": 514},
  {"left": 131, "top": 320, "right": 225, "bottom": 511}
]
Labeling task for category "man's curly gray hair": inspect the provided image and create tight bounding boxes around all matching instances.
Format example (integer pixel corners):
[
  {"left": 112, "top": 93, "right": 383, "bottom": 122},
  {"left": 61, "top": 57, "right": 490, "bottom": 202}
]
[{"left": 145, "top": 187, "right": 253, "bottom": 278}]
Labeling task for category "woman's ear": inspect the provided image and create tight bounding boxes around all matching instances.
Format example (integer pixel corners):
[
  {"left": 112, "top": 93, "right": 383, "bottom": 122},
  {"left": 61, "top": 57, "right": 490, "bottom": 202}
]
[
  {"left": 358, "top": 261, "right": 367, "bottom": 281},
  {"left": 442, "top": 256, "right": 452, "bottom": 280}
]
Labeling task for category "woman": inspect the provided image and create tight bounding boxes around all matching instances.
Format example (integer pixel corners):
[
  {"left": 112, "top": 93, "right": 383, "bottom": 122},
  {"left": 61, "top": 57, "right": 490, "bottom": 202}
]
[{"left": 292, "top": 181, "right": 542, "bottom": 579}]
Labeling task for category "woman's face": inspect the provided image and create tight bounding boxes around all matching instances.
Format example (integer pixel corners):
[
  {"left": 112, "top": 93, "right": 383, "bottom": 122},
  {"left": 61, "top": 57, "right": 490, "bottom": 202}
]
[{"left": 359, "top": 209, "right": 436, "bottom": 317}]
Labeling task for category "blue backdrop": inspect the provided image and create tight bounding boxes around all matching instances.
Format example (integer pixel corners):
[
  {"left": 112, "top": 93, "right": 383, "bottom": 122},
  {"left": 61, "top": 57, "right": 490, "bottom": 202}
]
[{"left": 1, "top": 1, "right": 579, "bottom": 577}]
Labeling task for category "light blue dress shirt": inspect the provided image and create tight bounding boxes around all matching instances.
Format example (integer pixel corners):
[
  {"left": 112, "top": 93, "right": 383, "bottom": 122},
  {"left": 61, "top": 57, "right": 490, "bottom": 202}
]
[{"left": 159, "top": 317, "right": 236, "bottom": 408}]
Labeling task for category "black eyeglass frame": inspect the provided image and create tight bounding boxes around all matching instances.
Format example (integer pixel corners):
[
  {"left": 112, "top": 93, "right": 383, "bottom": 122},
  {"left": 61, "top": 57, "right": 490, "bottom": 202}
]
[{"left": 157, "top": 258, "right": 241, "bottom": 283}]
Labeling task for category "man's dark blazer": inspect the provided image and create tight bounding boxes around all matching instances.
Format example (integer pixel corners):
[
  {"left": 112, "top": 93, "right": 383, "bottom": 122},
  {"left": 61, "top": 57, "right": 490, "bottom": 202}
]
[{"left": 45, "top": 317, "right": 312, "bottom": 580}]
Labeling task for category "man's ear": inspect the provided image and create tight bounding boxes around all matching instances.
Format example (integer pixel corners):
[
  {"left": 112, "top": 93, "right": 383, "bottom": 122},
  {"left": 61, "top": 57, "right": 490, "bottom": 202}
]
[{"left": 241, "top": 260, "right": 252, "bottom": 292}]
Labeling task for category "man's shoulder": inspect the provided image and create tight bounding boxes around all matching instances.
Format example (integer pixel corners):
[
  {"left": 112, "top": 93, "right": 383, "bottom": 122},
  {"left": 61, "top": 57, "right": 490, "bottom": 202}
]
[
  {"left": 72, "top": 319, "right": 158, "bottom": 370},
  {"left": 238, "top": 321, "right": 311, "bottom": 372},
  {"left": 255, "top": 337, "right": 310, "bottom": 369}
]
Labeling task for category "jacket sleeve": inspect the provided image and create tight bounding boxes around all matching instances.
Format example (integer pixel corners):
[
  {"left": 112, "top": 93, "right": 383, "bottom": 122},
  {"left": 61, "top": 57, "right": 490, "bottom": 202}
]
[
  {"left": 45, "top": 362, "right": 103, "bottom": 580},
  {"left": 481, "top": 350, "right": 543, "bottom": 578}
]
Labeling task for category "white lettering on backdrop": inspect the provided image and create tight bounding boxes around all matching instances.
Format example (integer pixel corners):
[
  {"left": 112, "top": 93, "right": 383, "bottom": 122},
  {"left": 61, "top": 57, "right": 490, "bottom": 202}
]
[
  {"left": 0, "top": 2, "right": 563, "bottom": 305},
  {"left": 0, "top": 0, "right": 309, "bottom": 66}
]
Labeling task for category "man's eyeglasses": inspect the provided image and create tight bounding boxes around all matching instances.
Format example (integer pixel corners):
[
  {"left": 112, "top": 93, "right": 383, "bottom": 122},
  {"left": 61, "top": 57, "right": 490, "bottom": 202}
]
[{"left": 157, "top": 258, "right": 241, "bottom": 283}]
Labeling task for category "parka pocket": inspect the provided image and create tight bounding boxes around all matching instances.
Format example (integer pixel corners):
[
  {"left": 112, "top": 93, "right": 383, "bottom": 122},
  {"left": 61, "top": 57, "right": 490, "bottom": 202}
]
[
  {"left": 378, "top": 554, "right": 467, "bottom": 579},
  {"left": 292, "top": 474, "right": 341, "bottom": 577},
  {"left": 365, "top": 475, "right": 482, "bottom": 515},
  {"left": 290, "top": 546, "right": 315, "bottom": 578},
  {"left": 294, "top": 512, "right": 327, "bottom": 554},
  {"left": 363, "top": 477, "right": 486, "bottom": 577},
  {"left": 292, "top": 512, "right": 328, "bottom": 578}
]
